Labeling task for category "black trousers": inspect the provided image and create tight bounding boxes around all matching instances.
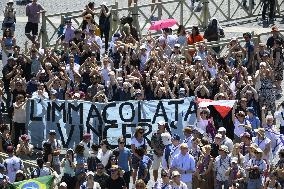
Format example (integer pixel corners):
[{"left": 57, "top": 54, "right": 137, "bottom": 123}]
[
  {"left": 13, "top": 122, "right": 26, "bottom": 146},
  {"left": 262, "top": 0, "right": 275, "bottom": 19},
  {"left": 99, "top": 25, "right": 110, "bottom": 52}
]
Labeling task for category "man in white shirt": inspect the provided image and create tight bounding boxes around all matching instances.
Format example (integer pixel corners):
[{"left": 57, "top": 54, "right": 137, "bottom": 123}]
[
  {"left": 79, "top": 133, "right": 91, "bottom": 159},
  {"left": 3, "top": 146, "right": 24, "bottom": 183},
  {"left": 214, "top": 145, "right": 231, "bottom": 189},
  {"left": 252, "top": 128, "right": 271, "bottom": 162},
  {"left": 66, "top": 55, "right": 80, "bottom": 82},
  {"left": 274, "top": 102, "right": 284, "bottom": 135},
  {"left": 246, "top": 148, "right": 267, "bottom": 189},
  {"left": 170, "top": 143, "right": 196, "bottom": 189},
  {"left": 218, "top": 127, "right": 233, "bottom": 153},
  {"left": 183, "top": 126, "right": 194, "bottom": 149}
]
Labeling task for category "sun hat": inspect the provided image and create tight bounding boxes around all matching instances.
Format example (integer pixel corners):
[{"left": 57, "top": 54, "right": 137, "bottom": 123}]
[{"left": 219, "top": 145, "right": 229, "bottom": 153}]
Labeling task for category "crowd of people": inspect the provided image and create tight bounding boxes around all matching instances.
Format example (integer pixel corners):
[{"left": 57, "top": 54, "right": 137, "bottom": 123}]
[{"left": 0, "top": 0, "right": 284, "bottom": 189}]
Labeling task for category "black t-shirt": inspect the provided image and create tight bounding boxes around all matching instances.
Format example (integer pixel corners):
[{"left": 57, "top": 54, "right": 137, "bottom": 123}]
[
  {"left": 105, "top": 176, "right": 126, "bottom": 189},
  {"left": 2, "top": 64, "right": 14, "bottom": 90},
  {"left": 93, "top": 173, "right": 109, "bottom": 189},
  {"left": 267, "top": 36, "right": 284, "bottom": 49}
]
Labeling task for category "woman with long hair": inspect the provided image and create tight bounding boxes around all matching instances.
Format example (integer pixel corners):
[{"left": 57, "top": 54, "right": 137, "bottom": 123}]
[
  {"left": 131, "top": 126, "right": 147, "bottom": 184},
  {"left": 97, "top": 139, "right": 112, "bottom": 167},
  {"left": 176, "top": 25, "right": 187, "bottom": 46}
]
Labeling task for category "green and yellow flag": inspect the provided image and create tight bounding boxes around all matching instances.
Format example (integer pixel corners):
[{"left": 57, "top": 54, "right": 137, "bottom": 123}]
[{"left": 9, "top": 175, "right": 54, "bottom": 189}]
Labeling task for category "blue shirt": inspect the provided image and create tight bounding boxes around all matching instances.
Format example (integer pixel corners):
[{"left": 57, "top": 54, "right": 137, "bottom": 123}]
[
  {"left": 171, "top": 152, "right": 196, "bottom": 182},
  {"left": 116, "top": 147, "right": 131, "bottom": 172},
  {"left": 245, "top": 115, "right": 260, "bottom": 130}
]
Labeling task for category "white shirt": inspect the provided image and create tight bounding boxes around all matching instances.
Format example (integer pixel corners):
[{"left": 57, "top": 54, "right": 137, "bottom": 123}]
[
  {"left": 12, "top": 102, "right": 26, "bottom": 123},
  {"left": 100, "top": 67, "right": 110, "bottom": 86},
  {"left": 221, "top": 137, "right": 234, "bottom": 153},
  {"left": 87, "top": 35, "right": 103, "bottom": 49},
  {"left": 234, "top": 119, "right": 249, "bottom": 137},
  {"left": 97, "top": 149, "right": 112, "bottom": 167},
  {"left": 214, "top": 155, "right": 231, "bottom": 182},
  {"left": 274, "top": 111, "right": 284, "bottom": 127},
  {"left": 197, "top": 119, "right": 208, "bottom": 134},
  {"left": 131, "top": 137, "right": 146, "bottom": 148},
  {"left": 171, "top": 181, "right": 188, "bottom": 189},
  {"left": 252, "top": 136, "right": 271, "bottom": 161},
  {"left": 79, "top": 141, "right": 90, "bottom": 158},
  {"left": 4, "top": 156, "right": 24, "bottom": 183},
  {"left": 33, "top": 167, "right": 51, "bottom": 177},
  {"left": 183, "top": 135, "right": 194, "bottom": 149},
  {"left": 140, "top": 53, "right": 149, "bottom": 71},
  {"left": 66, "top": 63, "right": 80, "bottom": 82},
  {"left": 32, "top": 91, "right": 49, "bottom": 99},
  {"left": 171, "top": 153, "right": 196, "bottom": 183},
  {"left": 247, "top": 158, "right": 267, "bottom": 174}
]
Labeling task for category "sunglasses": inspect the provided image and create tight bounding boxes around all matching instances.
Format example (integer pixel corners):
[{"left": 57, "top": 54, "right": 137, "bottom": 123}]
[
  {"left": 161, "top": 174, "right": 169, "bottom": 177},
  {"left": 119, "top": 142, "right": 125, "bottom": 144},
  {"left": 111, "top": 169, "right": 118, "bottom": 172},
  {"left": 139, "top": 131, "right": 144, "bottom": 134}
]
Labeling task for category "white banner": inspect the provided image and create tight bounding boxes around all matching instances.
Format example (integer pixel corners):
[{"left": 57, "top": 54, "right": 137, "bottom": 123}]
[{"left": 26, "top": 97, "right": 197, "bottom": 148}]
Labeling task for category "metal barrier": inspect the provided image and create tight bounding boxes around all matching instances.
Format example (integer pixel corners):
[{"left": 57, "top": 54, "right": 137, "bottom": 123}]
[
  {"left": 183, "top": 29, "right": 284, "bottom": 58},
  {"left": 40, "top": 0, "right": 284, "bottom": 48}
]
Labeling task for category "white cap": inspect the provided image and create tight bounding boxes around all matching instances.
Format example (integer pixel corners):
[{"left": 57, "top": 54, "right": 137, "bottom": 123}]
[
  {"left": 218, "top": 127, "right": 226, "bottom": 132},
  {"left": 59, "top": 182, "right": 67, "bottom": 187},
  {"left": 194, "top": 56, "right": 202, "bottom": 61},
  {"left": 158, "top": 120, "right": 166, "bottom": 126},
  {"left": 86, "top": 171, "right": 94, "bottom": 176},
  {"left": 161, "top": 132, "right": 172, "bottom": 145}
]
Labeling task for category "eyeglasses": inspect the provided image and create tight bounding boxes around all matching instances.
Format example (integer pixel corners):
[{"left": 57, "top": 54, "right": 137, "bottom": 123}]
[
  {"left": 111, "top": 158, "right": 117, "bottom": 161},
  {"left": 97, "top": 167, "right": 103, "bottom": 170}
]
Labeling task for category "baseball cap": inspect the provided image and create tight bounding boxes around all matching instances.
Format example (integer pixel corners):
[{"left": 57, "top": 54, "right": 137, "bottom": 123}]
[
  {"left": 172, "top": 134, "right": 180, "bottom": 141},
  {"left": 218, "top": 127, "right": 226, "bottom": 132}
]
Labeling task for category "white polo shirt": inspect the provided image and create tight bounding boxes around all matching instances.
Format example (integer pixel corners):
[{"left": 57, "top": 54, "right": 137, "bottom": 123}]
[{"left": 274, "top": 111, "right": 284, "bottom": 127}]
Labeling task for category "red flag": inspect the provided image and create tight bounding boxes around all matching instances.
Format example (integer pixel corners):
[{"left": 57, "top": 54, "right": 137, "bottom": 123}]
[{"left": 197, "top": 98, "right": 236, "bottom": 118}]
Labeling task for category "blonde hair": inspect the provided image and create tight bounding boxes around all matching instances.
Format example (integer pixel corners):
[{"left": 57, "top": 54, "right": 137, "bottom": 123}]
[{"left": 135, "top": 179, "right": 146, "bottom": 188}]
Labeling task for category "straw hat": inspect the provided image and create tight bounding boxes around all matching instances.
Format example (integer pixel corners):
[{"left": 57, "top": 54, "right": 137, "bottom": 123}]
[
  {"left": 219, "top": 145, "right": 229, "bottom": 153},
  {"left": 255, "top": 128, "right": 265, "bottom": 137}
]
